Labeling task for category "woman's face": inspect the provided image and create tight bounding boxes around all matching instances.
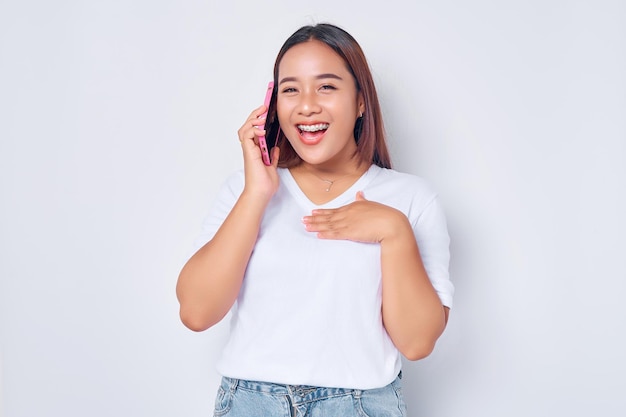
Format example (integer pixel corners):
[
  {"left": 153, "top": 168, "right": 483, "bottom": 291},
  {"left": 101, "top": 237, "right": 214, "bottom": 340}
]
[{"left": 276, "top": 40, "right": 364, "bottom": 169}]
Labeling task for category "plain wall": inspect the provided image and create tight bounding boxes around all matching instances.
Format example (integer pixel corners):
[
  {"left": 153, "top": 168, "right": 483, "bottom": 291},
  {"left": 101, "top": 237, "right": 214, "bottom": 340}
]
[{"left": 1, "top": 1, "right": 625, "bottom": 416}]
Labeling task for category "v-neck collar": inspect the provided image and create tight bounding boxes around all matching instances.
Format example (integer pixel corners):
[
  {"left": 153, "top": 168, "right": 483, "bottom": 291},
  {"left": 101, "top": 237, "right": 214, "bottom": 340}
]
[{"left": 279, "top": 165, "right": 382, "bottom": 210}]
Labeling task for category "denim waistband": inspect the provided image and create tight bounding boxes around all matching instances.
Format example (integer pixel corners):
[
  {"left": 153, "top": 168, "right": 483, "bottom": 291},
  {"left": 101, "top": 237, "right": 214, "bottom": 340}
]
[{"left": 221, "top": 372, "right": 402, "bottom": 405}]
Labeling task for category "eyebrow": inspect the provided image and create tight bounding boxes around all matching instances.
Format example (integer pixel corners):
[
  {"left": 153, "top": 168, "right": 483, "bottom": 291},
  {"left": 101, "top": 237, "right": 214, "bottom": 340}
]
[{"left": 278, "top": 73, "right": 344, "bottom": 85}]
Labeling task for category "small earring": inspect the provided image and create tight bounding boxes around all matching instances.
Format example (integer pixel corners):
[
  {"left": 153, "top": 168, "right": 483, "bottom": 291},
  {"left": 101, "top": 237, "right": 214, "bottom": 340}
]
[{"left": 354, "top": 112, "right": 364, "bottom": 141}]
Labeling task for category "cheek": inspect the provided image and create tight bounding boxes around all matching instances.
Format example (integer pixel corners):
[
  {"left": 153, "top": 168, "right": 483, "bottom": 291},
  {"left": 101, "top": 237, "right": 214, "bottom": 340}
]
[
  {"left": 276, "top": 101, "right": 290, "bottom": 126},
  {"left": 275, "top": 103, "right": 298, "bottom": 144}
]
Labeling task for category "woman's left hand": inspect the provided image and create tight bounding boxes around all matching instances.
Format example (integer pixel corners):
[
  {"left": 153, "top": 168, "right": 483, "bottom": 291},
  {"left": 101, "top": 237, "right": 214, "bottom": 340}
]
[{"left": 302, "top": 191, "right": 408, "bottom": 243}]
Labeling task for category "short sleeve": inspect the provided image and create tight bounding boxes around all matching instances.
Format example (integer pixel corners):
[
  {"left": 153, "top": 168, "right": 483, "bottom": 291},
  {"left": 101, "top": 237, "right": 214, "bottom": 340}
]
[
  {"left": 412, "top": 196, "right": 454, "bottom": 308},
  {"left": 192, "top": 170, "right": 245, "bottom": 252}
]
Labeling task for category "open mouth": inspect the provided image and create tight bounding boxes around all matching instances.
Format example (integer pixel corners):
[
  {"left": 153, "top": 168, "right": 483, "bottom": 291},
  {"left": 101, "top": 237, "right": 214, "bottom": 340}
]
[
  {"left": 297, "top": 123, "right": 329, "bottom": 143},
  {"left": 297, "top": 123, "right": 329, "bottom": 133}
]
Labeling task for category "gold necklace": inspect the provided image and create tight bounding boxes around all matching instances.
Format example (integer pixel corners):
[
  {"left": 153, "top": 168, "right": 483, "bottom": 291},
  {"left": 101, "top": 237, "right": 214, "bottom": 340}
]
[
  {"left": 303, "top": 167, "right": 361, "bottom": 192},
  {"left": 316, "top": 177, "right": 338, "bottom": 192}
]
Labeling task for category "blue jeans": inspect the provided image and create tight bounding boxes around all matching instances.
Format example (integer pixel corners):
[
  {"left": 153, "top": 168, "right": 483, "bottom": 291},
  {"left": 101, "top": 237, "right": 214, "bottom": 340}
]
[{"left": 213, "top": 373, "right": 407, "bottom": 417}]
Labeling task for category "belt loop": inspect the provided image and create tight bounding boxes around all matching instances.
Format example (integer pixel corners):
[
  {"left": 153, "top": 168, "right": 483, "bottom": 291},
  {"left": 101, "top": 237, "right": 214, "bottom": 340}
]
[
  {"left": 230, "top": 377, "right": 239, "bottom": 394},
  {"left": 353, "top": 389, "right": 362, "bottom": 399}
]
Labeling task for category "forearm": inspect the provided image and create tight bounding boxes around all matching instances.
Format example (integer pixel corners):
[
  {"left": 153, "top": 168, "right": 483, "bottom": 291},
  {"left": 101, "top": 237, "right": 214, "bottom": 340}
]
[
  {"left": 301, "top": 194, "right": 449, "bottom": 357},
  {"left": 381, "top": 214, "right": 447, "bottom": 360},
  {"left": 176, "top": 191, "right": 268, "bottom": 331}
]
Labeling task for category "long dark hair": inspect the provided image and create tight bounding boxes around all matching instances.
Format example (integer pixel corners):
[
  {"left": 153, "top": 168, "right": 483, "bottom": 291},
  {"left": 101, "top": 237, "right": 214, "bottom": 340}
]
[{"left": 266, "top": 23, "right": 392, "bottom": 169}]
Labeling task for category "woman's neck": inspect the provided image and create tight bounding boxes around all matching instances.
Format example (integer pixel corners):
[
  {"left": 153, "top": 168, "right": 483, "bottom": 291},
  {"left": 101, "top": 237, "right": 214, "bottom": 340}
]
[{"left": 289, "top": 158, "right": 371, "bottom": 204}]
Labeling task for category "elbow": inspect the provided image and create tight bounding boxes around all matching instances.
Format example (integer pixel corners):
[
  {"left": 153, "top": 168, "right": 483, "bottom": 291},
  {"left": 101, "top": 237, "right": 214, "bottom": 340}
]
[
  {"left": 398, "top": 308, "right": 449, "bottom": 361},
  {"left": 179, "top": 307, "right": 220, "bottom": 332},
  {"left": 399, "top": 341, "right": 436, "bottom": 361}
]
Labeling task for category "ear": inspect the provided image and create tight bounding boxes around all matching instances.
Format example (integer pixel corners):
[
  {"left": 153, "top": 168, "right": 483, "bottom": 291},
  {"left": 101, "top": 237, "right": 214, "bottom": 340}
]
[{"left": 357, "top": 92, "right": 365, "bottom": 117}]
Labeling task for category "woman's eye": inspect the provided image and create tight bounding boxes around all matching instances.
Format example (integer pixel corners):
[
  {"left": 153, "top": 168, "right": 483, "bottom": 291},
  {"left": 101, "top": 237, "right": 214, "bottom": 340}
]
[
  {"left": 281, "top": 87, "right": 297, "bottom": 93},
  {"left": 320, "top": 85, "right": 336, "bottom": 91}
]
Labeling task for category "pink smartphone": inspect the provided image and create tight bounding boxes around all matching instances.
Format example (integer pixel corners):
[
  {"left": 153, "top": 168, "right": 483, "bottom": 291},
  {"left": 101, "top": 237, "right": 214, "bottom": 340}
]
[{"left": 258, "top": 81, "right": 274, "bottom": 165}]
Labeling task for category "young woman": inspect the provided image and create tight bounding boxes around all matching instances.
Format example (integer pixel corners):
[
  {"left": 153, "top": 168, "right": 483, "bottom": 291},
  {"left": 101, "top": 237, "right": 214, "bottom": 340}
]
[{"left": 176, "top": 23, "right": 454, "bottom": 417}]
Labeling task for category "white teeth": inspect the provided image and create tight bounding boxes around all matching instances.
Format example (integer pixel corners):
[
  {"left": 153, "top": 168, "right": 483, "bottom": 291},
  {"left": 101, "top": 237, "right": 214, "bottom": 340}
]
[{"left": 298, "top": 123, "right": 329, "bottom": 132}]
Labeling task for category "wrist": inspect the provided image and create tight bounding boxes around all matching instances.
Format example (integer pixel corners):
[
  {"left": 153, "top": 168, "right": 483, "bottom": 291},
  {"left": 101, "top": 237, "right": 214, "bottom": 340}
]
[
  {"left": 239, "top": 187, "right": 274, "bottom": 209},
  {"left": 380, "top": 210, "right": 414, "bottom": 245}
]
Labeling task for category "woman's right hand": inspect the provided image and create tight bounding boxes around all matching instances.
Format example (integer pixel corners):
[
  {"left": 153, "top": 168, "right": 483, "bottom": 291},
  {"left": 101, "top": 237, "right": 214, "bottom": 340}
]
[{"left": 237, "top": 105, "right": 281, "bottom": 203}]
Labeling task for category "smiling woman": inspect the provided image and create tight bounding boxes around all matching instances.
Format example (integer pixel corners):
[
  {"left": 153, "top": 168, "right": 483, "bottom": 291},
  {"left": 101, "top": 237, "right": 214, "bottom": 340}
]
[
  {"left": 176, "top": 23, "right": 453, "bottom": 417},
  {"left": 269, "top": 25, "right": 390, "bottom": 173},
  {"left": 276, "top": 40, "right": 364, "bottom": 170}
]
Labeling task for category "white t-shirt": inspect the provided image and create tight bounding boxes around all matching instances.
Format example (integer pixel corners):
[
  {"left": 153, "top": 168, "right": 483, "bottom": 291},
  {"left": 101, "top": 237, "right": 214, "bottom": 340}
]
[{"left": 194, "top": 165, "right": 454, "bottom": 389}]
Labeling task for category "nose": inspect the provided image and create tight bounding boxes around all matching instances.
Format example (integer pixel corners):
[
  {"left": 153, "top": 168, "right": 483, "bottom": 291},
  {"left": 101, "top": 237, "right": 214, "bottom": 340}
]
[{"left": 297, "top": 89, "right": 321, "bottom": 116}]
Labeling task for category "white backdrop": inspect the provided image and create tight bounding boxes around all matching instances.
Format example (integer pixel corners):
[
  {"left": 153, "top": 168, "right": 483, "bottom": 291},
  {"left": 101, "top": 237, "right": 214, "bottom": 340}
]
[{"left": 1, "top": 1, "right": 625, "bottom": 416}]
